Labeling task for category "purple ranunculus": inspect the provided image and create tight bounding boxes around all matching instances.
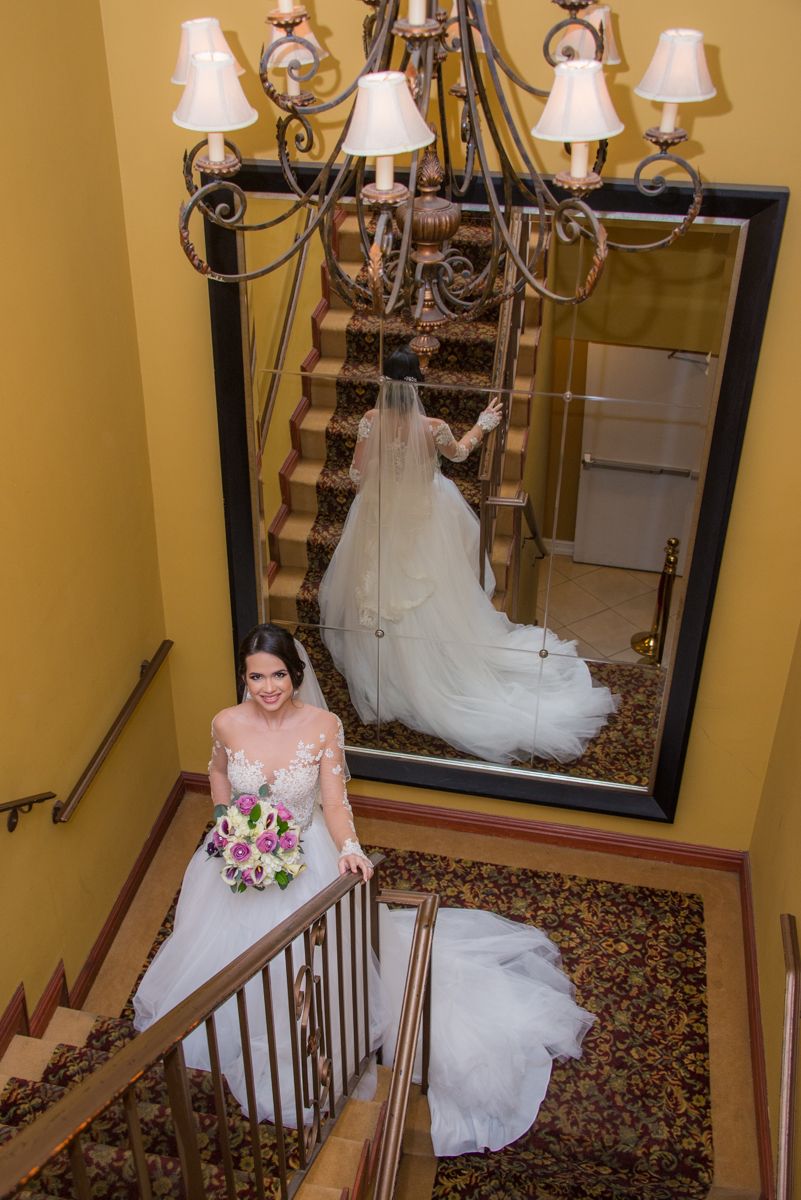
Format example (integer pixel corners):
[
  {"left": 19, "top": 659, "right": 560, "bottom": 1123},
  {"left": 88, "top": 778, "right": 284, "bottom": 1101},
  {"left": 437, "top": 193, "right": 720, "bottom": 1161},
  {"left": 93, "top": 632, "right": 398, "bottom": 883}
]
[
  {"left": 279, "top": 831, "right": 298, "bottom": 851},
  {"left": 276, "top": 804, "right": 293, "bottom": 824},
  {"left": 212, "top": 829, "right": 229, "bottom": 848},
  {"left": 230, "top": 841, "right": 252, "bottom": 863},
  {"left": 236, "top": 795, "right": 258, "bottom": 815},
  {"left": 255, "top": 830, "right": 278, "bottom": 854},
  {"left": 241, "top": 869, "right": 254, "bottom": 887},
  {"left": 206, "top": 841, "right": 221, "bottom": 857}
]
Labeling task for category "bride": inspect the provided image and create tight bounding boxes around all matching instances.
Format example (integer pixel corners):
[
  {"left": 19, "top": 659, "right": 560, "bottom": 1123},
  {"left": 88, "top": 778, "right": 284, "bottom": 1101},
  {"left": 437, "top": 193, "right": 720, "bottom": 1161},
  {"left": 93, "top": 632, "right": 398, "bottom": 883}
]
[
  {"left": 133, "top": 623, "right": 595, "bottom": 1158},
  {"left": 319, "top": 347, "right": 618, "bottom": 766}
]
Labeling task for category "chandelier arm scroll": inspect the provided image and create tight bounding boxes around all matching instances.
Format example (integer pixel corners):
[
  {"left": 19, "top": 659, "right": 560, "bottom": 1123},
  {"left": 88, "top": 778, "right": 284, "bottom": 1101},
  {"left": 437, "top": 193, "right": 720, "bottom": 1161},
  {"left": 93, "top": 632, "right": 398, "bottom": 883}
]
[
  {"left": 178, "top": 160, "right": 345, "bottom": 283},
  {"left": 461, "top": 12, "right": 608, "bottom": 305},
  {"left": 259, "top": 0, "right": 395, "bottom": 119},
  {"left": 486, "top": 39, "right": 551, "bottom": 98},
  {"left": 543, "top": 17, "right": 603, "bottom": 67},
  {"left": 605, "top": 154, "right": 704, "bottom": 252}
]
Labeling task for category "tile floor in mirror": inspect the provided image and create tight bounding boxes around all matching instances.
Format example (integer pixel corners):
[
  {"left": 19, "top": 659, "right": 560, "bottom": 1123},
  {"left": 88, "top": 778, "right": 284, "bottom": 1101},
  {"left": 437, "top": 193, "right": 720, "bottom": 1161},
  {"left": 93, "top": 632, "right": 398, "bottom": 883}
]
[{"left": 537, "top": 555, "right": 683, "bottom": 663}]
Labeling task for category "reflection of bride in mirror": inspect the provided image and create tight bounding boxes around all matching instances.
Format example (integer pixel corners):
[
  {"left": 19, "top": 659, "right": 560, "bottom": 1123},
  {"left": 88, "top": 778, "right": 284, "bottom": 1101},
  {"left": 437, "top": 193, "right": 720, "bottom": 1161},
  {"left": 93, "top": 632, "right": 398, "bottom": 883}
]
[{"left": 319, "top": 348, "right": 618, "bottom": 765}]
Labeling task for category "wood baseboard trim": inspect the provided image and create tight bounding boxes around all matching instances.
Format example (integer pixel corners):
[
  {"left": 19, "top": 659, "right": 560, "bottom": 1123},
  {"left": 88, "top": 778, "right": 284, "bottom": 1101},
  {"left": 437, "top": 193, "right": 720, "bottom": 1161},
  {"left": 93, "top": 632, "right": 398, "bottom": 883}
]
[
  {"left": 351, "top": 791, "right": 773, "bottom": 1198},
  {"left": 0, "top": 984, "right": 29, "bottom": 1060},
  {"left": 350, "top": 793, "right": 744, "bottom": 871},
  {"left": 28, "top": 960, "right": 69, "bottom": 1039},
  {"left": 181, "top": 771, "right": 211, "bottom": 795},
  {"left": 311, "top": 296, "right": 329, "bottom": 355},
  {"left": 278, "top": 449, "right": 300, "bottom": 510},
  {"left": 68, "top": 773, "right": 188, "bottom": 1009},
  {"left": 290, "top": 395, "right": 311, "bottom": 454},
  {"left": 739, "top": 853, "right": 774, "bottom": 1200}
]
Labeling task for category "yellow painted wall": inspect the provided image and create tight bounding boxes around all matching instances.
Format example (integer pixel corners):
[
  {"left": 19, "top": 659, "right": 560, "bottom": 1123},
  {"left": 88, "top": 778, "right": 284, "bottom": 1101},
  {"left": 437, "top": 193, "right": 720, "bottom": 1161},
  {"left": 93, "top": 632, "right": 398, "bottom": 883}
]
[
  {"left": 0, "top": 1, "right": 180, "bottom": 1012},
  {"left": 749, "top": 619, "right": 801, "bottom": 1178}
]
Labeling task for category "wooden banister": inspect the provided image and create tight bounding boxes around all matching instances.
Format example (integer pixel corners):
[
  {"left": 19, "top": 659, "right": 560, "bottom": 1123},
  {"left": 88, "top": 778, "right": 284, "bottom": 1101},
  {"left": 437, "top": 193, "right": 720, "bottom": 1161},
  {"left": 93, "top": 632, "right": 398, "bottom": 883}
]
[
  {"left": 778, "top": 912, "right": 800, "bottom": 1200},
  {"left": 52, "top": 640, "right": 173, "bottom": 825}
]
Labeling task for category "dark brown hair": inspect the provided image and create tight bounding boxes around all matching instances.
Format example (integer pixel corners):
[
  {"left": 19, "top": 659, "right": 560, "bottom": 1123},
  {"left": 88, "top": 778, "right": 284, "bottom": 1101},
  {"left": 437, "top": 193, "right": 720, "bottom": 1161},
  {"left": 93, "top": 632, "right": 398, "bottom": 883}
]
[
  {"left": 238, "top": 624, "right": 305, "bottom": 692},
  {"left": 383, "top": 346, "right": 424, "bottom": 382}
]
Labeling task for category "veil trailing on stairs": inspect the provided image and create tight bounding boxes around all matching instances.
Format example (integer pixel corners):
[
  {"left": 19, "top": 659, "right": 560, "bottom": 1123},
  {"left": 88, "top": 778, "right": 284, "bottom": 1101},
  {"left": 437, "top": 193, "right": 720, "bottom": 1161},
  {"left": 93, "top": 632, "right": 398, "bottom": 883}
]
[{"left": 319, "top": 380, "right": 619, "bottom": 766}]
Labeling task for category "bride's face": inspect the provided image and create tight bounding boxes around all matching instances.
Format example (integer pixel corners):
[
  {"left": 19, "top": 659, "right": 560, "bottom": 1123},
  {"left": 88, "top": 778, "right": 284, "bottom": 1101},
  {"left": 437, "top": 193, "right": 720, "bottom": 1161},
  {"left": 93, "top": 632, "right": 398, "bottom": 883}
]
[{"left": 244, "top": 652, "right": 295, "bottom": 715}]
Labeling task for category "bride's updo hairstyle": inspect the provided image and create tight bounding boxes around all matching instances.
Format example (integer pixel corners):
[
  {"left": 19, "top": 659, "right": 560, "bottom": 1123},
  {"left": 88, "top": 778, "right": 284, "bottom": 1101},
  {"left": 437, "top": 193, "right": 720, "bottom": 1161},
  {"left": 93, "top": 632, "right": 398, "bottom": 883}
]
[
  {"left": 383, "top": 346, "right": 424, "bottom": 384},
  {"left": 238, "top": 624, "right": 305, "bottom": 692}
]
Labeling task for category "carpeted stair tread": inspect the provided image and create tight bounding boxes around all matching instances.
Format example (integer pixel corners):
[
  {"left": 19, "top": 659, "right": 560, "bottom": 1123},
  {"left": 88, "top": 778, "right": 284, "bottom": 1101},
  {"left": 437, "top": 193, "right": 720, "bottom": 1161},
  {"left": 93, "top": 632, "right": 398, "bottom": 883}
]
[
  {"left": 30, "top": 1139, "right": 265, "bottom": 1200},
  {"left": 83, "top": 1015, "right": 136, "bottom": 1055},
  {"left": 0, "top": 1078, "right": 70, "bottom": 1126},
  {"left": 40, "top": 1044, "right": 111, "bottom": 1091}
]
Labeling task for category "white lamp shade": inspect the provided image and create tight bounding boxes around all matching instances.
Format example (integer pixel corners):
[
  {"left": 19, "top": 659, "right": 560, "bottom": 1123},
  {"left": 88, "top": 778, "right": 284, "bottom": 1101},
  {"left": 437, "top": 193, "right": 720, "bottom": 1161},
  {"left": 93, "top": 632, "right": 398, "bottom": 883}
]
[
  {"left": 267, "top": 19, "right": 328, "bottom": 69},
  {"left": 172, "top": 18, "right": 244, "bottom": 84},
  {"left": 173, "top": 52, "right": 259, "bottom": 132},
  {"left": 342, "top": 71, "right": 436, "bottom": 157},
  {"left": 555, "top": 7, "right": 620, "bottom": 67},
  {"left": 449, "top": 0, "right": 487, "bottom": 55},
  {"left": 531, "top": 59, "right": 623, "bottom": 142},
  {"left": 634, "top": 29, "right": 715, "bottom": 103}
]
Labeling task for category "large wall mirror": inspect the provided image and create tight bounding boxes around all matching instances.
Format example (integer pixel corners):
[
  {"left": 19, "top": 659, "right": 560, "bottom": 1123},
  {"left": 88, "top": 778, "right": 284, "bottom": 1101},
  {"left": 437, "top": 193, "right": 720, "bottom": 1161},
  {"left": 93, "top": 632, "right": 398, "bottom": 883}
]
[{"left": 203, "top": 166, "right": 786, "bottom": 823}]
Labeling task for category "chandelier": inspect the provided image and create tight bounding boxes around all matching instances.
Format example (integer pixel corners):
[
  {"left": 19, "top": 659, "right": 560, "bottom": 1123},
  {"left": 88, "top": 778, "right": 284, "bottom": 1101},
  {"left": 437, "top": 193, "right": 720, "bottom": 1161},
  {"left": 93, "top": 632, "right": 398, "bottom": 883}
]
[{"left": 173, "top": 2, "right": 717, "bottom": 359}]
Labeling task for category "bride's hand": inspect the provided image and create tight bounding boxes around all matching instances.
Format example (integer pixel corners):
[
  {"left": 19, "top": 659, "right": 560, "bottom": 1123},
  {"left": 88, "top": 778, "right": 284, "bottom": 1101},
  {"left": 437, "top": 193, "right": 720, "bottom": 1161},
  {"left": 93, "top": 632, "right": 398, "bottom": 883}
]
[{"left": 339, "top": 854, "right": 373, "bottom": 882}]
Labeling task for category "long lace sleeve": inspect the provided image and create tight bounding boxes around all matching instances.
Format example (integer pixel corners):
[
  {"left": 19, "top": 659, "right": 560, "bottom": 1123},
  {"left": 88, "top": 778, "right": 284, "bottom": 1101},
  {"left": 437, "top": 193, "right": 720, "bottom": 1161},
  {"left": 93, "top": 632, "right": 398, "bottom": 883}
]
[
  {"left": 208, "top": 719, "right": 232, "bottom": 808},
  {"left": 429, "top": 420, "right": 479, "bottom": 464},
  {"left": 349, "top": 413, "right": 374, "bottom": 486},
  {"left": 319, "top": 717, "right": 366, "bottom": 861}
]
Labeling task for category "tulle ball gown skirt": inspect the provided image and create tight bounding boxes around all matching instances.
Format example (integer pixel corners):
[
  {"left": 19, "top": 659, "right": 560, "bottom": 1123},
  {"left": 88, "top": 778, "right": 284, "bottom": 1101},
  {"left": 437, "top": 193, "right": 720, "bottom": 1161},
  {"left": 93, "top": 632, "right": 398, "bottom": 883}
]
[
  {"left": 133, "top": 826, "right": 595, "bottom": 1158},
  {"left": 320, "top": 473, "right": 618, "bottom": 766}
]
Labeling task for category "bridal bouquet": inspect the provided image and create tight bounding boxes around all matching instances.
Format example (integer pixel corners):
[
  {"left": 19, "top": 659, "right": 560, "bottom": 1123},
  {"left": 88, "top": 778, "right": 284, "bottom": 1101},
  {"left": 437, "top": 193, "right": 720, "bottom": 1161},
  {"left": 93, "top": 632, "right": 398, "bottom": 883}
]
[{"left": 205, "top": 784, "right": 306, "bottom": 893}]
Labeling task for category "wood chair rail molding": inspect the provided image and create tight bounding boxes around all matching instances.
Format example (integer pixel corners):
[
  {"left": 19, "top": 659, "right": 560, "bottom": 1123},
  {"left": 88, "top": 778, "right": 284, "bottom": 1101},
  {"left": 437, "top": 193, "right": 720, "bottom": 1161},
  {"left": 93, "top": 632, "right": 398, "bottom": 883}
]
[{"left": 0, "top": 772, "right": 775, "bottom": 1200}]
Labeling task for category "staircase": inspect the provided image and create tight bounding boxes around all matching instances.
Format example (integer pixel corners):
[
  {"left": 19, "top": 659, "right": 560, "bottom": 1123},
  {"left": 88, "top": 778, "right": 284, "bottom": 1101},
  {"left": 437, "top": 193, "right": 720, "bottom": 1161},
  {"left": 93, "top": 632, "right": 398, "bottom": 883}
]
[
  {"left": 264, "top": 209, "right": 548, "bottom": 625},
  {"left": 0, "top": 1010, "right": 436, "bottom": 1200}
]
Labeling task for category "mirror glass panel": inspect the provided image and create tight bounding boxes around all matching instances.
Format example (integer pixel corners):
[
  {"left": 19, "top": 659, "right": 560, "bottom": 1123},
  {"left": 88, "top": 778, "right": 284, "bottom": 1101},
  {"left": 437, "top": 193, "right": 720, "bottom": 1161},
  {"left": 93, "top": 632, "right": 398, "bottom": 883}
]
[{"left": 251, "top": 205, "right": 745, "bottom": 792}]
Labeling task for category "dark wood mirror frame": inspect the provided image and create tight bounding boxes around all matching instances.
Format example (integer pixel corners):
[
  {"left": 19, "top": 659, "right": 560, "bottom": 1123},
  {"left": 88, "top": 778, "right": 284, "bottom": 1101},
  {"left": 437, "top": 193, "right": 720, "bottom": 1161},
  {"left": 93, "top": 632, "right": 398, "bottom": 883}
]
[{"left": 201, "top": 161, "right": 787, "bottom": 824}]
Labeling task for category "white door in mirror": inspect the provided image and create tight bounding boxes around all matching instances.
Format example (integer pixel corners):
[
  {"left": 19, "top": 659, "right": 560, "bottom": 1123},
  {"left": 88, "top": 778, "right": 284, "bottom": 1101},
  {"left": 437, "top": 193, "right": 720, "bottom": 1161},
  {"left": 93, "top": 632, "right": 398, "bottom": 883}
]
[{"left": 573, "top": 344, "right": 717, "bottom": 575}]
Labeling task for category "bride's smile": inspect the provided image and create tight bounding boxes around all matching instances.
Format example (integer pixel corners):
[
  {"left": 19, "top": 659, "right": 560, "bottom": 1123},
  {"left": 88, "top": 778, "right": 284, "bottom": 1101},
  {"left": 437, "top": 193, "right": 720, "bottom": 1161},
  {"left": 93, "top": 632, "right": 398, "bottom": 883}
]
[{"left": 245, "top": 651, "right": 297, "bottom": 719}]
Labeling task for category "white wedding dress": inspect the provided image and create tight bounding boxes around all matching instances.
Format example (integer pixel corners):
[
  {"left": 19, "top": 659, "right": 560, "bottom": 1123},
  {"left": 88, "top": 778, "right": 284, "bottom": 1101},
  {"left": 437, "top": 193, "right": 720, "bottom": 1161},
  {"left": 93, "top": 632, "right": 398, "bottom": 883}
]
[
  {"left": 318, "top": 381, "right": 618, "bottom": 765},
  {"left": 133, "top": 646, "right": 595, "bottom": 1157}
]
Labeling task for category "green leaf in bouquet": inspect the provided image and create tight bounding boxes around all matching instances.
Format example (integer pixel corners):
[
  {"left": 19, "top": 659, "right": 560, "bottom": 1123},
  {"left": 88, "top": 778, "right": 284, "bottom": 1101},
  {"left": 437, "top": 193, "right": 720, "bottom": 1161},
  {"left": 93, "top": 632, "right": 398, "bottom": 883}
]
[
  {"left": 275, "top": 871, "right": 288, "bottom": 890},
  {"left": 250, "top": 804, "right": 261, "bottom": 821},
  {"left": 258, "top": 784, "right": 270, "bottom": 797},
  {"left": 213, "top": 805, "right": 228, "bottom": 820},
  {"left": 277, "top": 819, "right": 288, "bottom": 834}
]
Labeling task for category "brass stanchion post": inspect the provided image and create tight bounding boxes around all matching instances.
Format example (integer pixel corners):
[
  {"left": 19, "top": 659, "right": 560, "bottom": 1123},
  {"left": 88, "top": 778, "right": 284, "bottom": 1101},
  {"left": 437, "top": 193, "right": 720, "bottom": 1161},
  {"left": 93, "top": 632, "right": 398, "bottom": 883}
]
[{"left": 631, "top": 537, "right": 680, "bottom": 664}]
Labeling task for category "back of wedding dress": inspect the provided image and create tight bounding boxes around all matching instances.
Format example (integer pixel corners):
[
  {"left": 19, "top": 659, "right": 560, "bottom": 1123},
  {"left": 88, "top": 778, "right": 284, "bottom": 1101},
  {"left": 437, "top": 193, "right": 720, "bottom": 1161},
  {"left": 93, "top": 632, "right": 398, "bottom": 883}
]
[{"left": 325, "top": 379, "right": 440, "bottom": 629}]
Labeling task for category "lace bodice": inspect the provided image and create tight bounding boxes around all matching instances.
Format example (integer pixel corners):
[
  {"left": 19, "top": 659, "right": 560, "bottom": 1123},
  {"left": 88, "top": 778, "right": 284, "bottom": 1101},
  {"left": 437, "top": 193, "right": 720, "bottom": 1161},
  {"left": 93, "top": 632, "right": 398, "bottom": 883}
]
[{"left": 209, "top": 708, "right": 363, "bottom": 861}]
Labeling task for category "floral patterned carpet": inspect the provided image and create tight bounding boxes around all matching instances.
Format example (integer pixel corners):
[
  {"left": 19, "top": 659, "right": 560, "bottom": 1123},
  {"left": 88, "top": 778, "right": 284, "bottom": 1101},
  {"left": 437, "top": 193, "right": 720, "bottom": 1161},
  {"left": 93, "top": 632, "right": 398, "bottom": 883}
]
[{"left": 365, "top": 847, "right": 713, "bottom": 1200}]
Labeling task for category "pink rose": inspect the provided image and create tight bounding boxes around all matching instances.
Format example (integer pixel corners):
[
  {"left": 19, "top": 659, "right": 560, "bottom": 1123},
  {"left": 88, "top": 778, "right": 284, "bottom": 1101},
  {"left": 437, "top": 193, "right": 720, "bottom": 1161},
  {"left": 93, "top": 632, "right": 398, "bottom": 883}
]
[
  {"left": 230, "top": 842, "right": 252, "bottom": 863},
  {"left": 279, "top": 831, "right": 298, "bottom": 851},
  {"left": 276, "top": 805, "right": 293, "bottom": 823},
  {"left": 212, "top": 830, "right": 229, "bottom": 849},
  {"left": 236, "top": 795, "right": 258, "bottom": 815},
  {"left": 255, "top": 830, "right": 278, "bottom": 854}
]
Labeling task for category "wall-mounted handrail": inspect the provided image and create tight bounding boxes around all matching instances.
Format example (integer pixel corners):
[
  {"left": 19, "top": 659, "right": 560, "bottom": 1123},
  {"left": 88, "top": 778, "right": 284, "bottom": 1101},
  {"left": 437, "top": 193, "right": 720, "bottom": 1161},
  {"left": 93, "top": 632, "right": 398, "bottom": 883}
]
[
  {"left": 0, "top": 793, "right": 56, "bottom": 834},
  {"left": 778, "top": 912, "right": 800, "bottom": 1200},
  {"left": 52, "top": 640, "right": 173, "bottom": 825},
  {"left": 484, "top": 491, "right": 547, "bottom": 623}
]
